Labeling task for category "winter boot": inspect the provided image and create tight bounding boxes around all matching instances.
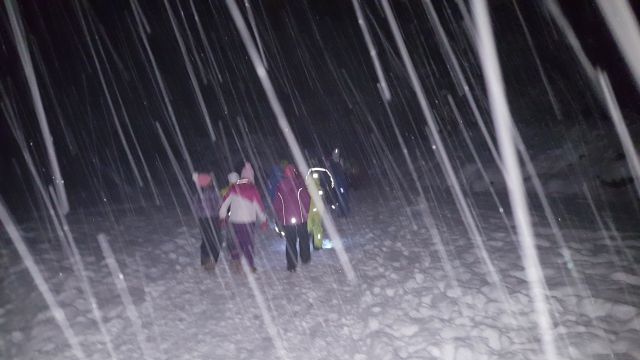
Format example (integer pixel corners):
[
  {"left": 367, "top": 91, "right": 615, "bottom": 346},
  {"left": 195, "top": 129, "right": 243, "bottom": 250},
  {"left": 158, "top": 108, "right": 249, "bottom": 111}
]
[
  {"left": 203, "top": 259, "right": 216, "bottom": 271},
  {"left": 231, "top": 260, "right": 242, "bottom": 274}
]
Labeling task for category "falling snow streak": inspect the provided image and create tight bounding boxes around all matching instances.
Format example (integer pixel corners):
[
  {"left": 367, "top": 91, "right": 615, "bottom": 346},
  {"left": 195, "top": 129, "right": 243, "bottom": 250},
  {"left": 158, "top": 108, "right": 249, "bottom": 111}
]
[
  {"left": 1, "top": 1, "right": 640, "bottom": 359},
  {"left": 175, "top": 0, "right": 208, "bottom": 85},
  {"left": 4, "top": 0, "right": 70, "bottom": 215},
  {"left": 129, "top": 0, "right": 195, "bottom": 174},
  {"left": 350, "top": 0, "right": 459, "bottom": 285},
  {"left": 379, "top": 0, "right": 512, "bottom": 310},
  {"left": 162, "top": 0, "right": 217, "bottom": 145},
  {"left": 44, "top": 182, "right": 120, "bottom": 360},
  {"left": 30, "top": 41, "right": 78, "bottom": 156},
  {"left": 0, "top": 198, "right": 87, "bottom": 360},
  {"left": 244, "top": 0, "right": 268, "bottom": 71},
  {"left": 596, "top": 0, "right": 640, "bottom": 95},
  {"left": 350, "top": 0, "right": 390, "bottom": 101},
  {"left": 241, "top": 259, "right": 289, "bottom": 360},
  {"left": 421, "top": 0, "right": 503, "bottom": 173},
  {"left": 510, "top": 0, "right": 561, "bottom": 120},
  {"left": 543, "top": 0, "right": 603, "bottom": 105},
  {"left": 511, "top": 127, "right": 576, "bottom": 276},
  {"left": 472, "top": 1, "right": 559, "bottom": 359},
  {"left": 188, "top": 0, "right": 223, "bottom": 84},
  {"left": 97, "top": 234, "right": 153, "bottom": 360},
  {"left": 1, "top": 90, "right": 74, "bottom": 272},
  {"left": 72, "top": 0, "right": 144, "bottom": 188},
  {"left": 446, "top": 94, "right": 511, "bottom": 235},
  {"left": 598, "top": 72, "right": 640, "bottom": 199},
  {"left": 224, "top": 0, "right": 356, "bottom": 283}
]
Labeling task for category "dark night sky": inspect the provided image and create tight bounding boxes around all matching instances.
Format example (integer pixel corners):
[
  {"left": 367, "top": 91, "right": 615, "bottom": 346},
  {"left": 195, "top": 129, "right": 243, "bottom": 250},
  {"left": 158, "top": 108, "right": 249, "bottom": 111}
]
[{"left": 1, "top": 0, "right": 638, "bottom": 210}]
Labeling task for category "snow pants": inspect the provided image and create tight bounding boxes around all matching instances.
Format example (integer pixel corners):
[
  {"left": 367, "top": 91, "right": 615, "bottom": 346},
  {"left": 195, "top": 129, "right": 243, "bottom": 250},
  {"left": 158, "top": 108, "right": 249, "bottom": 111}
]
[
  {"left": 337, "top": 188, "right": 350, "bottom": 216},
  {"left": 199, "top": 218, "right": 221, "bottom": 265},
  {"left": 222, "top": 227, "right": 236, "bottom": 258},
  {"left": 230, "top": 223, "right": 255, "bottom": 268},
  {"left": 307, "top": 210, "right": 323, "bottom": 250},
  {"left": 284, "top": 223, "right": 310, "bottom": 270}
]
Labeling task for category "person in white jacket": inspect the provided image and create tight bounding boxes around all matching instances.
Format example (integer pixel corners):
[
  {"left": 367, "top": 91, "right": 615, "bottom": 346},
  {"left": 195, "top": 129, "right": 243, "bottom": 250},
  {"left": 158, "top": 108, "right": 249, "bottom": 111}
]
[{"left": 219, "top": 172, "right": 267, "bottom": 272}]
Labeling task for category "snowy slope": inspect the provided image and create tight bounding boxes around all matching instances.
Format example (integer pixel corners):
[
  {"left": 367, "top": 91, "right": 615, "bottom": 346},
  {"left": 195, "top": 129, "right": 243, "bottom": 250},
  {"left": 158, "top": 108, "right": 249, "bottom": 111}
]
[
  {"left": 1, "top": 188, "right": 639, "bottom": 360},
  {"left": 461, "top": 122, "right": 640, "bottom": 196}
]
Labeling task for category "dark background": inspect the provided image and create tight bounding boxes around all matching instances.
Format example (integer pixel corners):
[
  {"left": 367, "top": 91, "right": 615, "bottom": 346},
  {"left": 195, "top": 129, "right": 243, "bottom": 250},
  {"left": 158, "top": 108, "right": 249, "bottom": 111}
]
[{"left": 1, "top": 0, "right": 639, "bottom": 214}]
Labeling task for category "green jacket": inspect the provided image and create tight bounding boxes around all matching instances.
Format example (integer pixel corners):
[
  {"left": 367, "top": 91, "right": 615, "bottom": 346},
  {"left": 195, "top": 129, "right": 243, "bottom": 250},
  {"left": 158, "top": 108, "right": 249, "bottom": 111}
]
[{"left": 307, "top": 178, "right": 324, "bottom": 248}]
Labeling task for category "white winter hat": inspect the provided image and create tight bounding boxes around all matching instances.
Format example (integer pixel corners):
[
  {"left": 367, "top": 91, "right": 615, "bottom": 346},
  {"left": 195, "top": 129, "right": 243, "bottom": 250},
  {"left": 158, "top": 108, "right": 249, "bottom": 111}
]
[{"left": 227, "top": 172, "right": 240, "bottom": 184}]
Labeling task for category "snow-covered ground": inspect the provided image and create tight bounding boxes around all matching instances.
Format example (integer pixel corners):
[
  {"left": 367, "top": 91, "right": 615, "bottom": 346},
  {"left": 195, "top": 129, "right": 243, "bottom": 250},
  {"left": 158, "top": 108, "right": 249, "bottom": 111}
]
[
  {"left": 1, "top": 187, "right": 639, "bottom": 360},
  {"left": 462, "top": 122, "right": 640, "bottom": 196}
]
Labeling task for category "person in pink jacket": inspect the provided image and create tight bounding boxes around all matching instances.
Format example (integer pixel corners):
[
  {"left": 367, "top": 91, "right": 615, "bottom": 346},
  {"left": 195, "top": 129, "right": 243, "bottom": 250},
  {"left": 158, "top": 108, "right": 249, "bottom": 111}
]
[
  {"left": 219, "top": 171, "right": 267, "bottom": 273},
  {"left": 273, "top": 164, "right": 311, "bottom": 272}
]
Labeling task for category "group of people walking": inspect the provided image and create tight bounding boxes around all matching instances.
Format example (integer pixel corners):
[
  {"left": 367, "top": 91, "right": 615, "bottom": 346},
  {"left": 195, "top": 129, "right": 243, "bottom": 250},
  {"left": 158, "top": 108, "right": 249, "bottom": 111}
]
[{"left": 192, "top": 158, "right": 344, "bottom": 273}]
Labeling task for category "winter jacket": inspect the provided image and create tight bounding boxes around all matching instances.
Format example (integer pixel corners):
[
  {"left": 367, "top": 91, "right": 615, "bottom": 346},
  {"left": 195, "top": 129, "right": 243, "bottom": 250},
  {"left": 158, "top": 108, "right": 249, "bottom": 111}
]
[
  {"left": 329, "top": 159, "right": 348, "bottom": 192},
  {"left": 193, "top": 188, "right": 221, "bottom": 219},
  {"left": 273, "top": 165, "right": 311, "bottom": 226},
  {"left": 266, "top": 165, "right": 284, "bottom": 201},
  {"left": 307, "top": 178, "right": 324, "bottom": 248},
  {"left": 219, "top": 180, "right": 267, "bottom": 224}
]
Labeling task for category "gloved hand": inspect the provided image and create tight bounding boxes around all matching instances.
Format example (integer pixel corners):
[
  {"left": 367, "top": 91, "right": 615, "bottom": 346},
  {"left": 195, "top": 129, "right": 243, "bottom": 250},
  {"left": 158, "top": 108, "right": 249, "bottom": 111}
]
[{"left": 275, "top": 223, "right": 285, "bottom": 237}]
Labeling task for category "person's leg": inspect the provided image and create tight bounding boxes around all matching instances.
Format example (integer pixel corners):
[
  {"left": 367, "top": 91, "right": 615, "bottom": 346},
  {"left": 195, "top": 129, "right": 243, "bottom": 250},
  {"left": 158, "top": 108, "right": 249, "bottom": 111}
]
[
  {"left": 233, "top": 224, "right": 255, "bottom": 270},
  {"left": 312, "top": 226, "right": 323, "bottom": 250},
  {"left": 318, "top": 227, "right": 324, "bottom": 248},
  {"left": 337, "top": 190, "right": 350, "bottom": 216},
  {"left": 199, "top": 218, "right": 211, "bottom": 264},
  {"left": 199, "top": 218, "right": 218, "bottom": 268},
  {"left": 343, "top": 189, "right": 350, "bottom": 215},
  {"left": 210, "top": 220, "right": 222, "bottom": 262},
  {"left": 227, "top": 225, "right": 240, "bottom": 261},
  {"left": 284, "top": 225, "right": 298, "bottom": 271},
  {"left": 200, "top": 239, "right": 209, "bottom": 266},
  {"left": 244, "top": 225, "right": 256, "bottom": 270},
  {"left": 298, "top": 223, "right": 311, "bottom": 264},
  {"left": 226, "top": 225, "right": 241, "bottom": 272},
  {"left": 309, "top": 213, "right": 322, "bottom": 250}
]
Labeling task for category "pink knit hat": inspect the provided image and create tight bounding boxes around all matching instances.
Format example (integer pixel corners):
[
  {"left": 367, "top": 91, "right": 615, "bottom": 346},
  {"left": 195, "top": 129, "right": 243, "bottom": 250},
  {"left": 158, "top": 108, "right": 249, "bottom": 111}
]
[
  {"left": 241, "top": 162, "right": 255, "bottom": 183},
  {"left": 192, "top": 172, "right": 213, "bottom": 188}
]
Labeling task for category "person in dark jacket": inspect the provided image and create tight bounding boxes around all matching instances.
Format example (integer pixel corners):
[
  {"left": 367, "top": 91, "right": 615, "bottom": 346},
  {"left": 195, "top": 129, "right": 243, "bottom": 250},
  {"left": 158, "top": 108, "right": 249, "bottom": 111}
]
[
  {"left": 328, "top": 151, "right": 350, "bottom": 217},
  {"left": 266, "top": 164, "right": 284, "bottom": 202},
  {"left": 273, "top": 165, "right": 311, "bottom": 272},
  {"left": 192, "top": 172, "right": 222, "bottom": 271}
]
